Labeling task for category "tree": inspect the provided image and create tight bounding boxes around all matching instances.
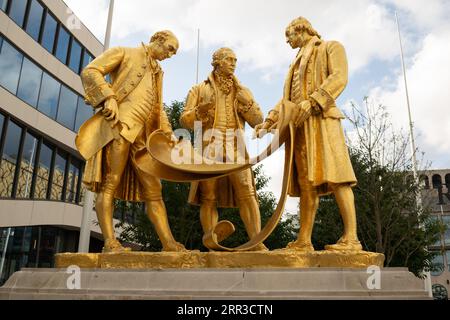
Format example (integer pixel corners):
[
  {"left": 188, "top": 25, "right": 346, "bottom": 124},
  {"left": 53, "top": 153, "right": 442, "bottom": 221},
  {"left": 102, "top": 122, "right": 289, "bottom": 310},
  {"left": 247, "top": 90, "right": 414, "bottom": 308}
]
[
  {"left": 312, "top": 98, "right": 443, "bottom": 277},
  {"left": 117, "top": 101, "right": 297, "bottom": 251}
]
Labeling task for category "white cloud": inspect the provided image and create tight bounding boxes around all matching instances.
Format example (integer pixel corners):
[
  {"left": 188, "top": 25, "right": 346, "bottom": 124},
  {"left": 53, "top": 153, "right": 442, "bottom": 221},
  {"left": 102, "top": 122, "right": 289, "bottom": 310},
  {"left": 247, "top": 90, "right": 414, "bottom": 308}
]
[
  {"left": 385, "top": 0, "right": 450, "bottom": 31},
  {"left": 63, "top": 0, "right": 109, "bottom": 42},
  {"left": 64, "top": 0, "right": 409, "bottom": 77},
  {"left": 370, "top": 28, "right": 450, "bottom": 168},
  {"left": 63, "top": 0, "right": 450, "bottom": 175}
]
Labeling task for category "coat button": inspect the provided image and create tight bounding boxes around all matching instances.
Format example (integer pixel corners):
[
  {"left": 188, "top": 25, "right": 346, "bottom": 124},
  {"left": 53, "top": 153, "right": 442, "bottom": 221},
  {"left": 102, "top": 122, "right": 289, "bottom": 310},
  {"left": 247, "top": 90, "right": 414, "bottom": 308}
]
[
  {"left": 142, "top": 64, "right": 147, "bottom": 69},
  {"left": 137, "top": 73, "right": 143, "bottom": 77}
]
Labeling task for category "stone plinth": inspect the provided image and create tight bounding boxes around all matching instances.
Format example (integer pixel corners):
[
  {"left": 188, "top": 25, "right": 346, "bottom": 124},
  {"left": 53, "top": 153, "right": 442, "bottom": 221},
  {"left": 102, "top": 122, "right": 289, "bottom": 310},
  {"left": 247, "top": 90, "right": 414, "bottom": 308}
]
[{"left": 0, "top": 268, "right": 429, "bottom": 300}]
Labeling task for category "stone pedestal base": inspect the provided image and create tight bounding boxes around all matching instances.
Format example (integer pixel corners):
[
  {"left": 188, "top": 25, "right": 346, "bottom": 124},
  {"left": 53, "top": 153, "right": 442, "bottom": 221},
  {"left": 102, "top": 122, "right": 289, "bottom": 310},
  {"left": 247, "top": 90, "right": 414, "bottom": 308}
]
[{"left": 0, "top": 268, "right": 429, "bottom": 300}]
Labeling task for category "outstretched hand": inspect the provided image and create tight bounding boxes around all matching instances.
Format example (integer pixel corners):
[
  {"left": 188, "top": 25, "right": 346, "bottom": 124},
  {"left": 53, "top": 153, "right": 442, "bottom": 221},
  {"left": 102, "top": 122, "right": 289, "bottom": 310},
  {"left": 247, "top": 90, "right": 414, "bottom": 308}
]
[
  {"left": 198, "top": 100, "right": 213, "bottom": 115},
  {"left": 253, "top": 121, "right": 275, "bottom": 139},
  {"left": 294, "top": 100, "right": 313, "bottom": 128},
  {"left": 198, "top": 92, "right": 214, "bottom": 116},
  {"left": 102, "top": 98, "right": 120, "bottom": 128}
]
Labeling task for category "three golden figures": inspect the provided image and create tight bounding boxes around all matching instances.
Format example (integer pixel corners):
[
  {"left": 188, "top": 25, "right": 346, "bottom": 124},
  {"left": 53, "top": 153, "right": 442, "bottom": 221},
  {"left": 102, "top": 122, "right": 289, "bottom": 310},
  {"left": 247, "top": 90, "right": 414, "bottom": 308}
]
[{"left": 76, "top": 17, "right": 364, "bottom": 256}]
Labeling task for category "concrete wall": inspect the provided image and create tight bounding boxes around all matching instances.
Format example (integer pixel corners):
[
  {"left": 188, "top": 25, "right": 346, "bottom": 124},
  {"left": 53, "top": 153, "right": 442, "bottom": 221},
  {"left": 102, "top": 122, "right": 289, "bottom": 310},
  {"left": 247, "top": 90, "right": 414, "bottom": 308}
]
[
  {"left": 0, "top": 87, "right": 78, "bottom": 153},
  {"left": 0, "top": 199, "right": 102, "bottom": 237}
]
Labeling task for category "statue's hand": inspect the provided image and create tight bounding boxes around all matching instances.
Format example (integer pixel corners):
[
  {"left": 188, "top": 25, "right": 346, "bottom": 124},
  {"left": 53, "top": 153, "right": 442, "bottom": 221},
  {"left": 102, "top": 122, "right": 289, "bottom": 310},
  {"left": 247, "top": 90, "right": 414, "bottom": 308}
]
[
  {"left": 198, "top": 91, "right": 214, "bottom": 116},
  {"left": 253, "top": 120, "right": 275, "bottom": 139},
  {"left": 102, "top": 98, "right": 119, "bottom": 128},
  {"left": 197, "top": 101, "right": 213, "bottom": 116},
  {"left": 294, "top": 100, "right": 312, "bottom": 128}
]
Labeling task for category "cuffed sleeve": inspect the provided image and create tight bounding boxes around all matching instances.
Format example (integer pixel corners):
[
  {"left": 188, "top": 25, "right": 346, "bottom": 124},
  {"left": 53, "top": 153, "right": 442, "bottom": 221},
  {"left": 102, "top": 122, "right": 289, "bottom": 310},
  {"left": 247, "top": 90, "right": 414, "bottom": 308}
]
[
  {"left": 181, "top": 85, "right": 209, "bottom": 129},
  {"left": 236, "top": 87, "right": 263, "bottom": 128},
  {"left": 81, "top": 47, "right": 125, "bottom": 108},
  {"left": 310, "top": 41, "right": 348, "bottom": 113},
  {"left": 160, "top": 108, "right": 173, "bottom": 137},
  {"left": 180, "top": 86, "right": 198, "bottom": 130}
]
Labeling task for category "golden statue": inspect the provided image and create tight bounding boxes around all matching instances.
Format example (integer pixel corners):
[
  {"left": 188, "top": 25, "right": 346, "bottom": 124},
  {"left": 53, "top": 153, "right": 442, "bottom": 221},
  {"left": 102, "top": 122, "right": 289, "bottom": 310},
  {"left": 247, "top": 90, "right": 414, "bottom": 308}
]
[
  {"left": 76, "top": 30, "right": 186, "bottom": 253},
  {"left": 56, "top": 21, "right": 385, "bottom": 269},
  {"left": 255, "top": 17, "right": 363, "bottom": 252},
  {"left": 180, "top": 48, "right": 268, "bottom": 251}
]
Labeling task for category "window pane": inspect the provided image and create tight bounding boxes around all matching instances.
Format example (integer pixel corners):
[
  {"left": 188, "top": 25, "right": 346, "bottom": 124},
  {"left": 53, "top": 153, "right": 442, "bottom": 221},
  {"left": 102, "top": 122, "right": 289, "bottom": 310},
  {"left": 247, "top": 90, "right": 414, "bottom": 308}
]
[
  {"left": 0, "top": 0, "right": 8, "bottom": 11},
  {"left": 17, "top": 58, "right": 42, "bottom": 107},
  {"left": 444, "top": 216, "right": 450, "bottom": 246},
  {"left": 79, "top": 185, "right": 86, "bottom": 204},
  {"left": 74, "top": 97, "right": 93, "bottom": 132},
  {"left": 0, "top": 114, "right": 5, "bottom": 195},
  {"left": 55, "top": 27, "right": 70, "bottom": 64},
  {"left": 0, "top": 41, "right": 23, "bottom": 94},
  {"left": 66, "top": 159, "right": 80, "bottom": 203},
  {"left": 57, "top": 86, "right": 77, "bottom": 130},
  {"left": 0, "top": 114, "right": 4, "bottom": 136},
  {"left": 38, "top": 73, "right": 60, "bottom": 119},
  {"left": 447, "top": 250, "right": 450, "bottom": 272},
  {"left": 51, "top": 150, "right": 66, "bottom": 200},
  {"left": 16, "top": 132, "right": 38, "bottom": 198},
  {"left": 37, "top": 227, "right": 58, "bottom": 268},
  {"left": 34, "top": 142, "right": 52, "bottom": 199},
  {"left": 25, "top": 0, "right": 44, "bottom": 42},
  {"left": 68, "top": 39, "right": 82, "bottom": 73},
  {"left": 40, "top": 12, "right": 57, "bottom": 53},
  {"left": 81, "top": 51, "right": 93, "bottom": 70},
  {"left": 431, "top": 253, "right": 444, "bottom": 277},
  {"left": 429, "top": 216, "right": 442, "bottom": 247},
  {"left": 0, "top": 121, "right": 22, "bottom": 197},
  {"left": 8, "top": 0, "right": 27, "bottom": 27}
]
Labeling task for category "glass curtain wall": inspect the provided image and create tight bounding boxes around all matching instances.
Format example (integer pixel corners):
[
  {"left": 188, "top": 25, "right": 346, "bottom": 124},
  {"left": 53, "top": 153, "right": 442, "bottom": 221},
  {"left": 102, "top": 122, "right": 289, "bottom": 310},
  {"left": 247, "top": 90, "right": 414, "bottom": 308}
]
[
  {"left": 0, "top": 36, "right": 94, "bottom": 132},
  {"left": 3, "top": 0, "right": 94, "bottom": 75},
  {"left": 0, "top": 111, "right": 84, "bottom": 204}
]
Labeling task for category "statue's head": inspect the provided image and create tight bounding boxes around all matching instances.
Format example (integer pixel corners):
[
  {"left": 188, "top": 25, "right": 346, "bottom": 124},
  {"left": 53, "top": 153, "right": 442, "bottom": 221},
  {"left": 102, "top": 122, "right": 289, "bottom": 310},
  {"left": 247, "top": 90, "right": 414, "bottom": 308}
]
[
  {"left": 149, "top": 30, "right": 179, "bottom": 61},
  {"left": 285, "top": 17, "right": 321, "bottom": 49},
  {"left": 211, "top": 47, "right": 237, "bottom": 76}
]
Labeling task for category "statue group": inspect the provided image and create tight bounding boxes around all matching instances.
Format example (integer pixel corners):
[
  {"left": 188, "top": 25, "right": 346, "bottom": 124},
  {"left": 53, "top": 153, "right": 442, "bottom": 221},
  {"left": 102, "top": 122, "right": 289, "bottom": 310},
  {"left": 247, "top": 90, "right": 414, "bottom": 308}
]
[{"left": 76, "top": 17, "right": 363, "bottom": 255}]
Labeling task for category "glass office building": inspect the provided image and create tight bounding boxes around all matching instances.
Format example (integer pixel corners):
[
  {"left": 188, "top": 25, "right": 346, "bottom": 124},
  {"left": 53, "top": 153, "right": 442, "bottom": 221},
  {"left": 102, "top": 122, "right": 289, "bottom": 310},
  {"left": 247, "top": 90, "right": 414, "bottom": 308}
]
[
  {"left": 0, "top": 0, "right": 105, "bottom": 285},
  {"left": 420, "top": 170, "right": 450, "bottom": 299}
]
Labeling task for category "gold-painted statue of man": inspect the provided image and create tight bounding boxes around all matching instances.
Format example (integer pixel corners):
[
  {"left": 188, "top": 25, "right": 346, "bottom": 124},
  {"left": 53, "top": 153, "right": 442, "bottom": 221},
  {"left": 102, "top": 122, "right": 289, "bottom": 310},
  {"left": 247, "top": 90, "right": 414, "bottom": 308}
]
[
  {"left": 77, "top": 30, "right": 186, "bottom": 253},
  {"left": 256, "top": 17, "right": 363, "bottom": 252},
  {"left": 181, "top": 48, "right": 267, "bottom": 251}
]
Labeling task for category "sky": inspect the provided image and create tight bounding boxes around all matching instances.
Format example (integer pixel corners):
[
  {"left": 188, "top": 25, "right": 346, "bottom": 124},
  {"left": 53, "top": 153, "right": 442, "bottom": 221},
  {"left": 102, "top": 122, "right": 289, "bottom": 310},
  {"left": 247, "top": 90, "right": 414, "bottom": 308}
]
[{"left": 64, "top": 0, "right": 450, "bottom": 216}]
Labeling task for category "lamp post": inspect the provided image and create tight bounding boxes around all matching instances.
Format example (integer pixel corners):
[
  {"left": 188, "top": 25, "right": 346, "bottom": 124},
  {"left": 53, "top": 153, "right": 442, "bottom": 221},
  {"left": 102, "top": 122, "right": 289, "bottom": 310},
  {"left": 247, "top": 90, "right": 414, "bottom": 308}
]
[
  {"left": 78, "top": 0, "right": 115, "bottom": 253},
  {"left": 395, "top": 11, "right": 432, "bottom": 298}
]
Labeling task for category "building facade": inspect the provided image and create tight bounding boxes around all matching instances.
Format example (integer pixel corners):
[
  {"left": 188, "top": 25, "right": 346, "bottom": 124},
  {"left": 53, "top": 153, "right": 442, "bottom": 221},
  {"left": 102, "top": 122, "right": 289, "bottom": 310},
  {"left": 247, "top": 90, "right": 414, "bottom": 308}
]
[
  {"left": 420, "top": 169, "right": 450, "bottom": 299},
  {"left": 0, "top": 0, "right": 107, "bottom": 285}
]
